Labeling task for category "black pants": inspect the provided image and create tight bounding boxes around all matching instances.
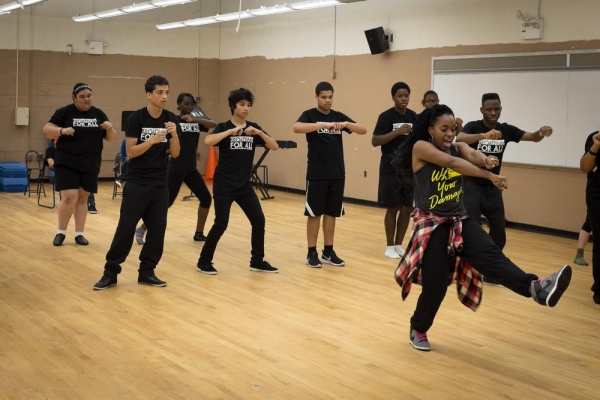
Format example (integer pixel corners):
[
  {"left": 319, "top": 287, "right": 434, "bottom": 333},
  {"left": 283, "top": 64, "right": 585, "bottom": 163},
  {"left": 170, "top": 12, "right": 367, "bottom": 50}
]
[
  {"left": 586, "top": 196, "right": 600, "bottom": 296},
  {"left": 104, "top": 182, "right": 169, "bottom": 276},
  {"left": 199, "top": 185, "right": 265, "bottom": 266},
  {"left": 464, "top": 179, "right": 506, "bottom": 249},
  {"left": 168, "top": 169, "right": 212, "bottom": 208},
  {"left": 410, "top": 218, "right": 538, "bottom": 333}
]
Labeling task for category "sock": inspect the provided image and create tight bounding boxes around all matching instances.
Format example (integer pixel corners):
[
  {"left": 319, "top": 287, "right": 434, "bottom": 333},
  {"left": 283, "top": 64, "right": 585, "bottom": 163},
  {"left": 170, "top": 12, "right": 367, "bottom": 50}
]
[
  {"left": 324, "top": 245, "right": 333, "bottom": 254},
  {"left": 57, "top": 229, "right": 66, "bottom": 235},
  {"left": 576, "top": 248, "right": 584, "bottom": 257},
  {"left": 75, "top": 231, "right": 84, "bottom": 237},
  {"left": 308, "top": 246, "right": 317, "bottom": 254}
]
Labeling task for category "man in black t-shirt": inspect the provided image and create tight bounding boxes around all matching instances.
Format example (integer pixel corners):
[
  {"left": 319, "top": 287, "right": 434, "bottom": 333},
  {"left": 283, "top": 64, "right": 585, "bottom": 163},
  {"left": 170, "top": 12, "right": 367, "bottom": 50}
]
[
  {"left": 457, "top": 93, "right": 553, "bottom": 256},
  {"left": 197, "top": 88, "right": 279, "bottom": 275},
  {"left": 581, "top": 131, "right": 600, "bottom": 304},
  {"left": 94, "top": 75, "right": 180, "bottom": 290},
  {"left": 293, "top": 82, "right": 367, "bottom": 268},
  {"left": 372, "top": 82, "right": 418, "bottom": 259}
]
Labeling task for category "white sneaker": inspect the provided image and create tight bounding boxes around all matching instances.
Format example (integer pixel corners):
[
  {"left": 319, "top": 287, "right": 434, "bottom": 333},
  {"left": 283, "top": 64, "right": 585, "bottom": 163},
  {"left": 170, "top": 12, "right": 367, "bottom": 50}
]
[
  {"left": 395, "top": 245, "right": 406, "bottom": 257},
  {"left": 385, "top": 248, "right": 400, "bottom": 259}
]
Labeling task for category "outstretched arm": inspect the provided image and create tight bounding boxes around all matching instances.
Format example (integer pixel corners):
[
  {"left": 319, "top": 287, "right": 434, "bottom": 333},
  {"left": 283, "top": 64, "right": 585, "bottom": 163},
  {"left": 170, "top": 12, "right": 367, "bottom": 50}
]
[
  {"left": 521, "top": 126, "right": 553, "bottom": 142},
  {"left": 456, "top": 129, "right": 502, "bottom": 145}
]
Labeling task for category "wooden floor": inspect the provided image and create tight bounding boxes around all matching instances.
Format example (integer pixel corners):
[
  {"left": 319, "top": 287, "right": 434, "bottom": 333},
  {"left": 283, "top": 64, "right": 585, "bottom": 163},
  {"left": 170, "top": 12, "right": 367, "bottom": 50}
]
[{"left": 1, "top": 182, "right": 599, "bottom": 399}]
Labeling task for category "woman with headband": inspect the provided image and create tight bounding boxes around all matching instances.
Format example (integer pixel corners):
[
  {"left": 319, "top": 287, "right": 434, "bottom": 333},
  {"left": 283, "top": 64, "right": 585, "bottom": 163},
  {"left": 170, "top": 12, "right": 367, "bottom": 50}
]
[{"left": 43, "top": 83, "right": 117, "bottom": 246}]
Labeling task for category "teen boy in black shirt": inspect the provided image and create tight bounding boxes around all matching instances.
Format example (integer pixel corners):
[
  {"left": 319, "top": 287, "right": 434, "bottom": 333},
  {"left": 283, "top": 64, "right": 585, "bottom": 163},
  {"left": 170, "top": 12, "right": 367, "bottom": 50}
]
[
  {"left": 197, "top": 88, "right": 279, "bottom": 275},
  {"left": 372, "top": 82, "right": 418, "bottom": 259},
  {"left": 457, "top": 92, "right": 552, "bottom": 251},
  {"left": 293, "top": 82, "right": 367, "bottom": 268},
  {"left": 94, "top": 75, "right": 180, "bottom": 290}
]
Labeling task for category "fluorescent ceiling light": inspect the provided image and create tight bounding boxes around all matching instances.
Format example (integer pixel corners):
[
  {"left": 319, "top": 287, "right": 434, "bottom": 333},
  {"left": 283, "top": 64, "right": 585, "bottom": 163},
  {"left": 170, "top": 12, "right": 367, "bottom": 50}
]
[
  {"left": 250, "top": 5, "right": 293, "bottom": 16},
  {"left": 213, "top": 11, "right": 252, "bottom": 22},
  {"left": 72, "top": 0, "right": 197, "bottom": 22},
  {"left": 290, "top": 0, "right": 341, "bottom": 10},
  {"left": 0, "top": 0, "right": 46, "bottom": 12},
  {"left": 156, "top": 0, "right": 364, "bottom": 30}
]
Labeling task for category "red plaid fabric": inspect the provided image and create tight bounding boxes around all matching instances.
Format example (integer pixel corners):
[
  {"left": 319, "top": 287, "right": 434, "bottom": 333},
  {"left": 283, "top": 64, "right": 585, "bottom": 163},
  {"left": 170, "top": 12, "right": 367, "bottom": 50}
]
[{"left": 394, "top": 208, "right": 483, "bottom": 311}]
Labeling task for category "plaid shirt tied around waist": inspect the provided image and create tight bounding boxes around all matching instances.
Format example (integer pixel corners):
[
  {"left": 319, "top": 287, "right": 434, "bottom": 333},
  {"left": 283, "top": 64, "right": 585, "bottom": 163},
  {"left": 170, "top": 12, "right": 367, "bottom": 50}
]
[{"left": 394, "top": 208, "right": 483, "bottom": 311}]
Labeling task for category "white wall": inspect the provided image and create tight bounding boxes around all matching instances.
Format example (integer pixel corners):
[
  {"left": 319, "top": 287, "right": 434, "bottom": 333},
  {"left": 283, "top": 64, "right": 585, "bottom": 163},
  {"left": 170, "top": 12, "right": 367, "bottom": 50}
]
[{"left": 1, "top": 0, "right": 600, "bottom": 59}]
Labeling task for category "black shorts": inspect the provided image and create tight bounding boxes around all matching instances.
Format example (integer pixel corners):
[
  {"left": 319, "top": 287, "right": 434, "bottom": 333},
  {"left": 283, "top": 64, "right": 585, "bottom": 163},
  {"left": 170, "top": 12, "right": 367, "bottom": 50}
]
[
  {"left": 304, "top": 179, "right": 345, "bottom": 217},
  {"left": 54, "top": 165, "right": 98, "bottom": 193},
  {"left": 378, "top": 174, "right": 413, "bottom": 208}
]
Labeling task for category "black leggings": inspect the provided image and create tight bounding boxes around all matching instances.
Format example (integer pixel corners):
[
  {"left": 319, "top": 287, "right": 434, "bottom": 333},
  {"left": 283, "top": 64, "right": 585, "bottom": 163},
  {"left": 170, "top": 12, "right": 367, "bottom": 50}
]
[
  {"left": 168, "top": 169, "right": 212, "bottom": 208},
  {"left": 410, "top": 218, "right": 538, "bottom": 333},
  {"left": 199, "top": 185, "right": 265, "bottom": 267},
  {"left": 586, "top": 197, "right": 600, "bottom": 295}
]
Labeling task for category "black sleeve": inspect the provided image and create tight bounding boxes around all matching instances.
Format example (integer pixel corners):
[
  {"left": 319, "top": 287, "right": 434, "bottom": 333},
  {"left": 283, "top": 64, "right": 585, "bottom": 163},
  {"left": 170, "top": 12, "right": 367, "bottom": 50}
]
[
  {"left": 584, "top": 132, "right": 598, "bottom": 154},
  {"left": 505, "top": 124, "right": 525, "bottom": 143},
  {"left": 373, "top": 111, "right": 389, "bottom": 136},
  {"left": 211, "top": 122, "right": 228, "bottom": 134},
  {"left": 98, "top": 108, "right": 109, "bottom": 138},
  {"left": 126, "top": 112, "right": 141, "bottom": 139},
  {"left": 48, "top": 106, "right": 67, "bottom": 126},
  {"left": 461, "top": 121, "right": 478, "bottom": 134},
  {"left": 296, "top": 110, "right": 313, "bottom": 123}
]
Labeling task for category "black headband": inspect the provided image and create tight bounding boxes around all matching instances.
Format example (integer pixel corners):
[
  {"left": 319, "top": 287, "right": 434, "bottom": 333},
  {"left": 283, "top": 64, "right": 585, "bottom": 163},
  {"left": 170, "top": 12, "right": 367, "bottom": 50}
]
[{"left": 73, "top": 84, "right": 92, "bottom": 95}]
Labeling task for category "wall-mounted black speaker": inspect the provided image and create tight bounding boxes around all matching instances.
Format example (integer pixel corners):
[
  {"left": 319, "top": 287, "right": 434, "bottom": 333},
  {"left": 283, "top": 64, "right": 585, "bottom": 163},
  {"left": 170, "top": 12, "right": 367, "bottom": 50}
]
[
  {"left": 364, "top": 27, "right": 389, "bottom": 55},
  {"left": 121, "top": 111, "right": 135, "bottom": 132}
]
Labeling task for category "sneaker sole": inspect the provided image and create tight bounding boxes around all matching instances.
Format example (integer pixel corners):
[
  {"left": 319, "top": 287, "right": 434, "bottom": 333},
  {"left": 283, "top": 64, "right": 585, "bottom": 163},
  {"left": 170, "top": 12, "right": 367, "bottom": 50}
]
[
  {"left": 306, "top": 260, "right": 322, "bottom": 268},
  {"left": 93, "top": 283, "right": 116, "bottom": 290},
  {"left": 321, "top": 258, "right": 345, "bottom": 267},
  {"left": 138, "top": 282, "right": 167, "bottom": 287},
  {"left": 196, "top": 267, "right": 217, "bottom": 275},
  {"left": 546, "top": 264, "right": 572, "bottom": 307},
  {"left": 249, "top": 267, "right": 279, "bottom": 273},
  {"left": 409, "top": 340, "right": 431, "bottom": 351}
]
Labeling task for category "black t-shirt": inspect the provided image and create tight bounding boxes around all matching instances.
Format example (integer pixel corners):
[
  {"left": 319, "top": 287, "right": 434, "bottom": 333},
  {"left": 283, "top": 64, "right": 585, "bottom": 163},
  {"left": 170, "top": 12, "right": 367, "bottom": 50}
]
[
  {"left": 212, "top": 120, "right": 266, "bottom": 196},
  {"left": 373, "top": 107, "right": 417, "bottom": 175},
  {"left": 462, "top": 119, "right": 524, "bottom": 184},
  {"left": 126, "top": 107, "right": 178, "bottom": 186},
  {"left": 297, "top": 108, "right": 354, "bottom": 180},
  {"left": 414, "top": 145, "right": 466, "bottom": 216},
  {"left": 48, "top": 104, "right": 108, "bottom": 174},
  {"left": 584, "top": 131, "right": 600, "bottom": 200},
  {"left": 168, "top": 116, "right": 209, "bottom": 173}
]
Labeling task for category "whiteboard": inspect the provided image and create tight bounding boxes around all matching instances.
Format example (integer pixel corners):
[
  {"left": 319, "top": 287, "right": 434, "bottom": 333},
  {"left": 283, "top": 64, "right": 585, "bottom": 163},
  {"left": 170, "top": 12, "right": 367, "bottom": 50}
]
[{"left": 433, "top": 69, "right": 600, "bottom": 168}]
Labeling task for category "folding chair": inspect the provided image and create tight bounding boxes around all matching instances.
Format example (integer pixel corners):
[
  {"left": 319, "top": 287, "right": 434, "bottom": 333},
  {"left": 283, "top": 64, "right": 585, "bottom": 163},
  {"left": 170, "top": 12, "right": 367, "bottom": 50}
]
[
  {"left": 38, "top": 165, "right": 58, "bottom": 209},
  {"left": 24, "top": 150, "right": 44, "bottom": 197}
]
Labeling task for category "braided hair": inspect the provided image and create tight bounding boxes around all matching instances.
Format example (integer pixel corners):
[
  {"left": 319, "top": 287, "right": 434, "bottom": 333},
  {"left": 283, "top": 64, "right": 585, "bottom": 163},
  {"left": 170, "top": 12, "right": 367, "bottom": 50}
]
[{"left": 392, "top": 104, "right": 455, "bottom": 178}]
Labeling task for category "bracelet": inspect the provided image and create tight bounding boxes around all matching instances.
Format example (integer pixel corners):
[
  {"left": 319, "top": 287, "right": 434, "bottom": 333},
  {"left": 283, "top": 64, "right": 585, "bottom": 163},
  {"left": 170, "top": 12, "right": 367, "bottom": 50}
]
[
  {"left": 59, "top": 128, "right": 63, "bottom": 136},
  {"left": 589, "top": 149, "right": 598, "bottom": 156}
]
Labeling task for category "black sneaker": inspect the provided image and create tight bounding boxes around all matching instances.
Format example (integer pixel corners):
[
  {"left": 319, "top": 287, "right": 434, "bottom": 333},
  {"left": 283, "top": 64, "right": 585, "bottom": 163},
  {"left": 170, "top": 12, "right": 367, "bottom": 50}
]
[
  {"left": 88, "top": 204, "right": 98, "bottom": 214},
  {"left": 138, "top": 274, "right": 167, "bottom": 287},
  {"left": 306, "top": 251, "right": 322, "bottom": 268},
  {"left": 250, "top": 260, "right": 279, "bottom": 273},
  {"left": 594, "top": 293, "right": 600, "bottom": 305},
  {"left": 197, "top": 261, "right": 218, "bottom": 275},
  {"left": 93, "top": 274, "right": 117, "bottom": 290},
  {"left": 321, "top": 250, "right": 345, "bottom": 267},
  {"left": 75, "top": 235, "right": 89, "bottom": 245},
  {"left": 53, "top": 233, "right": 66, "bottom": 246},
  {"left": 193, "top": 232, "right": 207, "bottom": 241},
  {"left": 531, "top": 265, "right": 571, "bottom": 307}
]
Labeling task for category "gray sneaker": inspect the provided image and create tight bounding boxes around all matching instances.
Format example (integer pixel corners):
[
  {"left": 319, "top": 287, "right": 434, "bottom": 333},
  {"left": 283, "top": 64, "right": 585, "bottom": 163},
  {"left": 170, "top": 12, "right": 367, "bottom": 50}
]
[
  {"left": 409, "top": 328, "right": 431, "bottom": 351},
  {"left": 531, "top": 265, "right": 572, "bottom": 307}
]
